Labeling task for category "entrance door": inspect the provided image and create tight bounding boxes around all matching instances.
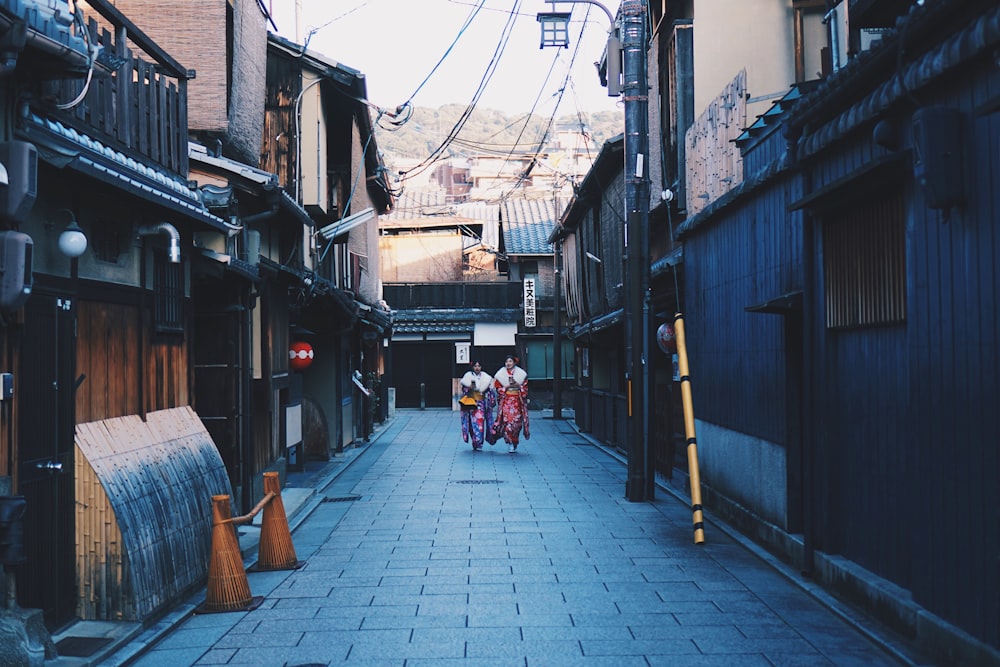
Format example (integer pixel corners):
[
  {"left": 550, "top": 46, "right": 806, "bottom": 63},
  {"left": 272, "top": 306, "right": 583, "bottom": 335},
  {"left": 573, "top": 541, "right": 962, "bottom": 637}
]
[
  {"left": 392, "top": 341, "right": 453, "bottom": 408},
  {"left": 18, "top": 291, "right": 77, "bottom": 629},
  {"left": 193, "top": 281, "right": 248, "bottom": 510}
]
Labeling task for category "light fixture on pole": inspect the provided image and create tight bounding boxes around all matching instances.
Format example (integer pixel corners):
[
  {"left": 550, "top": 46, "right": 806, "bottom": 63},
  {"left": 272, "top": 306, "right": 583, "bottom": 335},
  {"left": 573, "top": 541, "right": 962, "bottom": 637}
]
[
  {"left": 55, "top": 209, "right": 87, "bottom": 258},
  {"left": 46, "top": 208, "right": 87, "bottom": 259},
  {"left": 536, "top": 12, "right": 572, "bottom": 48},
  {"left": 539, "top": 0, "right": 651, "bottom": 501},
  {"left": 537, "top": 1, "right": 621, "bottom": 95},
  {"left": 58, "top": 221, "right": 87, "bottom": 258}
]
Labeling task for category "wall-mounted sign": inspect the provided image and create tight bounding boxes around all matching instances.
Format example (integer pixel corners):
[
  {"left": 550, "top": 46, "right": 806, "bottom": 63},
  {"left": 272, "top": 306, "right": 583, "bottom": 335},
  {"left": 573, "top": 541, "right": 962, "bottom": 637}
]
[
  {"left": 455, "top": 342, "right": 470, "bottom": 364},
  {"left": 523, "top": 278, "right": 536, "bottom": 328}
]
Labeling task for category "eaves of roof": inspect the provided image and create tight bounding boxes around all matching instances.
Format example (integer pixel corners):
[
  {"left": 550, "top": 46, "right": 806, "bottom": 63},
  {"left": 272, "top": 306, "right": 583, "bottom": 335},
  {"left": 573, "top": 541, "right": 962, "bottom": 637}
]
[
  {"left": 189, "top": 141, "right": 278, "bottom": 190},
  {"left": 786, "top": 0, "right": 1000, "bottom": 160},
  {"left": 552, "top": 135, "right": 624, "bottom": 240},
  {"left": 502, "top": 196, "right": 568, "bottom": 255},
  {"left": 190, "top": 142, "right": 311, "bottom": 228},
  {"left": 22, "top": 113, "right": 228, "bottom": 232},
  {"left": 267, "top": 33, "right": 390, "bottom": 213},
  {"left": 392, "top": 308, "right": 522, "bottom": 325},
  {"left": 569, "top": 308, "right": 623, "bottom": 340}
]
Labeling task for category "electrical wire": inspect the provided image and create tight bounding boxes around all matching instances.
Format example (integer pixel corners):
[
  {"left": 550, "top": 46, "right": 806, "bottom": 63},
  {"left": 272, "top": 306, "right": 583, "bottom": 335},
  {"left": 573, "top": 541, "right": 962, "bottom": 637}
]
[
  {"left": 402, "top": 0, "right": 487, "bottom": 108},
  {"left": 398, "top": 0, "right": 523, "bottom": 183},
  {"left": 493, "top": 6, "right": 592, "bottom": 201},
  {"left": 366, "top": 0, "right": 487, "bottom": 134},
  {"left": 302, "top": 2, "right": 371, "bottom": 52},
  {"left": 55, "top": 2, "right": 97, "bottom": 110}
]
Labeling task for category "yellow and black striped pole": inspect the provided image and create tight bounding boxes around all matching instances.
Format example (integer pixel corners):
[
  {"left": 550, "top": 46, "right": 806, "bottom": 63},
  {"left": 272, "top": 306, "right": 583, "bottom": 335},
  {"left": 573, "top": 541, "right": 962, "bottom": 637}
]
[{"left": 674, "top": 313, "right": 705, "bottom": 544}]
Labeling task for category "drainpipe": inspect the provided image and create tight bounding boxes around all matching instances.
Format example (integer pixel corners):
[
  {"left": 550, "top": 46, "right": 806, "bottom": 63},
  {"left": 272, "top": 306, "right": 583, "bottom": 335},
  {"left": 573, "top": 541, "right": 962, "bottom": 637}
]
[
  {"left": 294, "top": 78, "right": 323, "bottom": 205},
  {"left": 138, "top": 222, "right": 181, "bottom": 263}
]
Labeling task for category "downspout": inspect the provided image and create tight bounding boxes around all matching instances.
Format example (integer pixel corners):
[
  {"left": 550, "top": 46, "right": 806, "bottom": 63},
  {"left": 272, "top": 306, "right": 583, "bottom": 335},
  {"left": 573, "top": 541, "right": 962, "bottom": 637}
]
[
  {"left": 294, "top": 78, "right": 323, "bottom": 205},
  {"left": 239, "top": 206, "right": 277, "bottom": 263},
  {"left": 224, "top": 302, "right": 254, "bottom": 514},
  {"left": 138, "top": 222, "right": 181, "bottom": 263}
]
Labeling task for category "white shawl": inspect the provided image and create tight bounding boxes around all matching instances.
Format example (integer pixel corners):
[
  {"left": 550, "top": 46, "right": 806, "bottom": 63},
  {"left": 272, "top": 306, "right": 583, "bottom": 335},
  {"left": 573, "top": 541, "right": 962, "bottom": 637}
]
[
  {"left": 461, "top": 370, "right": 489, "bottom": 391},
  {"left": 493, "top": 365, "right": 527, "bottom": 389}
]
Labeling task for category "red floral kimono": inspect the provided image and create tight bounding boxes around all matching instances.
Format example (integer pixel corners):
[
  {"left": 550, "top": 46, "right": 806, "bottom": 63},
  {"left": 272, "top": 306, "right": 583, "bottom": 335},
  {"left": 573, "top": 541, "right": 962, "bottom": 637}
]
[{"left": 492, "top": 365, "right": 530, "bottom": 446}]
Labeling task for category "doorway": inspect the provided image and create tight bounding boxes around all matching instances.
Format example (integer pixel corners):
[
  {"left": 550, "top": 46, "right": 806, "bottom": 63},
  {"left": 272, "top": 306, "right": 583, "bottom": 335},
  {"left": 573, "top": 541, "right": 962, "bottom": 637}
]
[
  {"left": 392, "top": 341, "right": 453, "bottom": 408},
  {"left": 18, "top": 291, "right": 77, "bottom": 629}
]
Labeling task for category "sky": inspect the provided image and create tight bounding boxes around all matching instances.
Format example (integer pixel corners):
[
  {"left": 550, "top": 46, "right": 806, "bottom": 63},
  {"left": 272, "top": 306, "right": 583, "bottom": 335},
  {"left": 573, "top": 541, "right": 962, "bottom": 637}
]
[{"left": 266, "top": 0, "right": 624, "bottom": 117}]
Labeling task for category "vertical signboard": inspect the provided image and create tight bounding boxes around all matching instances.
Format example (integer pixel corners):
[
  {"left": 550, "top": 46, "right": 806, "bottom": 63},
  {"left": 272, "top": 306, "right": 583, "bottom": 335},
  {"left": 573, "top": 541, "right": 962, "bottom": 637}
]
[{"left": 523, "top": 278, "right": 536, "bottom": 328}]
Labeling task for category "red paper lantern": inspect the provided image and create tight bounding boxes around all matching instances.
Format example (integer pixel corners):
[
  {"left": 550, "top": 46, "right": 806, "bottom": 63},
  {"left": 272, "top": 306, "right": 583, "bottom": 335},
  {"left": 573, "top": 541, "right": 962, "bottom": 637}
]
[
  {"left": 656, "top": 322, "right": 676, "bottom": 354},
  {"left": 288, "top": 341, "right": 314, "bottom": 371}
]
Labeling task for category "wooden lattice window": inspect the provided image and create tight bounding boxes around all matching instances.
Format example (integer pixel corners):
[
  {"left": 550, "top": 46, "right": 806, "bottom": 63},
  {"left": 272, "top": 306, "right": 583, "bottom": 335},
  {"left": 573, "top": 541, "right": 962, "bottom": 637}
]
[
  {"left": 153, "top": 254, "right": 184, "bottom": 334},
  {"left": 823, "top": 193, "right": 906, "bottom": 329}
]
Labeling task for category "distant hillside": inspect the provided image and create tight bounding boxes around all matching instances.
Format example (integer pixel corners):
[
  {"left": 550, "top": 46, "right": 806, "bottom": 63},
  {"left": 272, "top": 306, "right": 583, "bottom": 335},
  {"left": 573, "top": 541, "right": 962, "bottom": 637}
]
[{"left": 373, "top": 103, "right": 623, "bottom": 166}]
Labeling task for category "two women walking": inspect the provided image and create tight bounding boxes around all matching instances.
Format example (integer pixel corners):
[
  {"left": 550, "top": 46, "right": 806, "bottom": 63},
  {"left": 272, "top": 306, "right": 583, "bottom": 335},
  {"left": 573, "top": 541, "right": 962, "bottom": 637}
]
[{"left": 459, "top": 354, "right": 530, "bottom": 453}]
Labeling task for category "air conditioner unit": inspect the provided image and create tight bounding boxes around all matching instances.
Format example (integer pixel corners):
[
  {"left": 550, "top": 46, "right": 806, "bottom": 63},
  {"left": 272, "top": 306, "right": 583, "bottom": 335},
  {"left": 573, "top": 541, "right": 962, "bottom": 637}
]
[
  {"left": 0, "top": 231, "right": 33, "bottom": 310},
  {"left": 0, "top": 141, "right": 38, "bottom": 223}
]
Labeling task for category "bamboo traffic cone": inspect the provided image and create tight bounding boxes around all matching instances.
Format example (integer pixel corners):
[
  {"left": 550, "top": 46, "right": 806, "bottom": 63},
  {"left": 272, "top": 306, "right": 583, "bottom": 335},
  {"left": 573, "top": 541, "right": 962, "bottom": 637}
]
[
  {"left": 249, "top": 472, "right": 304, "bottom": 571},
  {"left": 195, "top": 495, "right": 263, "bottom": 613}
]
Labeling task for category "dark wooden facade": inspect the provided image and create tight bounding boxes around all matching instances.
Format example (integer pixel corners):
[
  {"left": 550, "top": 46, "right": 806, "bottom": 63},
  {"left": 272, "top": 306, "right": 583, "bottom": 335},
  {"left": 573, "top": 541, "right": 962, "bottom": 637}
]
[
  {"left": 556, "top": 137, "right": 630, "bottom": 452},
  {"left": 384, "top": 282, "right": 522, "bottom": 310},
  {"left": 675, "top": 1, "right": 1000, "bottom": 661},
  {"left": 1, "top": 0, "right": 238, "bottom": 631}
]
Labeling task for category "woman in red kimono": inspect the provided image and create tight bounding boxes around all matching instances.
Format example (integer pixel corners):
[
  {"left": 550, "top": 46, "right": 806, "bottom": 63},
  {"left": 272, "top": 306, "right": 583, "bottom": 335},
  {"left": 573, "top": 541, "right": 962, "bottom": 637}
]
[{"left": 492, "top": 354, "right": 530, "bottom": 453}]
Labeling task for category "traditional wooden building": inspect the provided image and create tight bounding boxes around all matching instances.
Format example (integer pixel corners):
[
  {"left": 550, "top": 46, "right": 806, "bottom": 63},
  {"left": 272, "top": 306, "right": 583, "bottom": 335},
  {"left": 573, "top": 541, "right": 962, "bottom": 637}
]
[
  {"left": 551, "top": 136, "right": 628, "bottom": 448},
  {"left": 671, "top": 0, "right": 1000, "bottom": 663},
  {"left": 380, "top": 189, "right": 519, "bottom": 409},
  {"left": 0, "top": 0, "right": 238, "bottom": 632},
  {"left": 263, "top": 34, "right": 392, "bottom": 451},
  {"left": 500, "top": 194, "right": 572, "bottom": 409}
]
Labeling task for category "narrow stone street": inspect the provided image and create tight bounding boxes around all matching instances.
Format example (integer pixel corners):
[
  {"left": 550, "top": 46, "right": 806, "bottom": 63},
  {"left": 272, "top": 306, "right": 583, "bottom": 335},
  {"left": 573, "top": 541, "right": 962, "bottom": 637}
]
[{"left": 108, "top": 410, "right": 922, "bottom": 666}]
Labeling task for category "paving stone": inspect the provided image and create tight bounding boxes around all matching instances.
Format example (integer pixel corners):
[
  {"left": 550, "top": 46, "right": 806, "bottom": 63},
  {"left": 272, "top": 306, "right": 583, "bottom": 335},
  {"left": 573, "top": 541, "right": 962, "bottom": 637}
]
[{"left": 109, "top": 411, "right": 910, "bottom": 666}]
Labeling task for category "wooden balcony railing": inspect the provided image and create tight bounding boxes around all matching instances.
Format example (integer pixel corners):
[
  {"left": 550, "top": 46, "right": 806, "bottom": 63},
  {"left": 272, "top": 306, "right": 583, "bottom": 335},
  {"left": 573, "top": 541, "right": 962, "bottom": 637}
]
[{"left": 39, "top": 0, "right": 189, "bottom": 175}]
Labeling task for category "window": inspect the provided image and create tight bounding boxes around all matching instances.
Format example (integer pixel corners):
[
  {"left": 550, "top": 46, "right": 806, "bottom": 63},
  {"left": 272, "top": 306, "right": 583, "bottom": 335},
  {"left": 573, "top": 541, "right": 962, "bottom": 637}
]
[
  {"left": 153, "top": 253, "right": 184, "bottom": 334},
  {"left": 794, "top": 0, "right": 831, "bottom": 81},
  {"left": 822, "top": 193, "right": 906, "bottom": 329},
  {"left": 524, "top": 339, "right": 575, "bottom": 380},
  {"left": 91, "top": 220, "right": 129, "bottom": 264}
]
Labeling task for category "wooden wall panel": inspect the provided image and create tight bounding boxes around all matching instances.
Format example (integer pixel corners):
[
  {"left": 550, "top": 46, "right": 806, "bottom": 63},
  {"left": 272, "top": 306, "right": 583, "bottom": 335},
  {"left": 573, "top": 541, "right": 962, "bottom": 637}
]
[
  {"left": 77, "top": 299, "right": 189, "bottom": 423},
  {"left": 685, "top": 69, "right": 746, "bottom": 215},
  {"left": 684, "top": 177, "right": 800, "bottom": 445},
  {"left": 76, "top": 302, "right": 141, "bottom": 423}
]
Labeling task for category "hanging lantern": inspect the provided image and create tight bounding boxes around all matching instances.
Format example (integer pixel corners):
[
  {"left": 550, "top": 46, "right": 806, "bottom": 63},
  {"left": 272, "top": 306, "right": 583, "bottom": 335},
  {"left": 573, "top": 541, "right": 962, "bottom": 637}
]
[
  {"left": 288, "top": 341, "right": 314, "bottom": 371},
  {"left": 656, "top": 322, "right": 676, "bottom": 354}
]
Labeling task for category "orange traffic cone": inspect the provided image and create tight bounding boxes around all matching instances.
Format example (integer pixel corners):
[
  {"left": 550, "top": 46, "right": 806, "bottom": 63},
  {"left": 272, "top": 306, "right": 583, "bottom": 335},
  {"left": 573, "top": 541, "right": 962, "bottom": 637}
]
[
  {"left": 249, "top": 472, "right": 304, "bottom": 571},
  {"left": 195, "top": 495, "right": 263, "bottom": 613}
]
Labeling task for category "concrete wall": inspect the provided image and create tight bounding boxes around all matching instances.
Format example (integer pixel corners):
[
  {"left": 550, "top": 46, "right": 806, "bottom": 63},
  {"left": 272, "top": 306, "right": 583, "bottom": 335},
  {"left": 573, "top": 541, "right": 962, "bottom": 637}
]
[
  {"left": 696, "top": 419, "right": 787, "bottom": 528},
  {"left": 692, "top": 0, "right": 796, "bottom": 121}
]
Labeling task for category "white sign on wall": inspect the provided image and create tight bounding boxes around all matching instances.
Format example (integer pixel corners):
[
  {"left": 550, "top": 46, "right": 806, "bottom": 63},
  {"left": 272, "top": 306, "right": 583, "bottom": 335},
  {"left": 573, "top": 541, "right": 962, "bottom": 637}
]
[
  {"left": 523, "top": 278, "right": 536, "bottom": 328},
  {"left": 455, "top": 342, "right": 470, "bottom": 364}
]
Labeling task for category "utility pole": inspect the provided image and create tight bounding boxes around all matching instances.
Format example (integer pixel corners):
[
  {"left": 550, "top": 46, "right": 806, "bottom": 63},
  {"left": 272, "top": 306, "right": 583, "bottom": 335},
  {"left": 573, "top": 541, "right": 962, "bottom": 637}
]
[
  {"left": 621, "top": 0, "right": 651, "bottom": 501},
  {"left": 538, "top": 0, "right": 650, "bottom": 500},
  {"left": 553, "top": 231, "right": 563, "bottom": 420}
]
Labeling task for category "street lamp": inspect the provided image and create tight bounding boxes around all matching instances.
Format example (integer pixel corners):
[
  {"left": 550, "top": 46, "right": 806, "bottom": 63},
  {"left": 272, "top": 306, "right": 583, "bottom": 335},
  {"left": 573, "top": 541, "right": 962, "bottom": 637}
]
[
  {"left": 538, "top": 0, "right": 652, "bottom": 501},
  {"left": 536, "top": 12, "right": 572, "bottom": 48}
]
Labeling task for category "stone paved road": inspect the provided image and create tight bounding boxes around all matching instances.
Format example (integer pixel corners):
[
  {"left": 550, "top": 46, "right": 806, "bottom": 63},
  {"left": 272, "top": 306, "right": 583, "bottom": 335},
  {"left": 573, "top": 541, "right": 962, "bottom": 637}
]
[{"left": 118, "top": 409, "right": 918, "bottom": 666}]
